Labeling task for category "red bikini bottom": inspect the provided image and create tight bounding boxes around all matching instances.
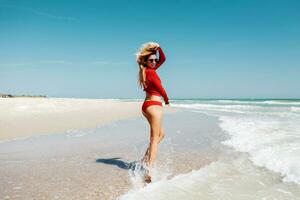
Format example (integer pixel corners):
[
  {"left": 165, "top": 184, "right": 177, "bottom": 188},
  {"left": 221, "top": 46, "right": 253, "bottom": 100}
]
[{"left": 142, "top": 100, "right": 163, "bottom": 113}]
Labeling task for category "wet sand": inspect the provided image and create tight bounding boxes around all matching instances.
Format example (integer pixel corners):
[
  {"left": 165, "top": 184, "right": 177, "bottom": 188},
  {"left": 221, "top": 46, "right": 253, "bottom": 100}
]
[{"left": 0, "top": 107, "right": 226, "bottom": 200}]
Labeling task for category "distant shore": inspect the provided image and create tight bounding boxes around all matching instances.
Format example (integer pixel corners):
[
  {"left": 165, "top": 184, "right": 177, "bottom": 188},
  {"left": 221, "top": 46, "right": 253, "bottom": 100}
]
[{"left": 0, "top": 93, "right": 46, "bottom": 98}]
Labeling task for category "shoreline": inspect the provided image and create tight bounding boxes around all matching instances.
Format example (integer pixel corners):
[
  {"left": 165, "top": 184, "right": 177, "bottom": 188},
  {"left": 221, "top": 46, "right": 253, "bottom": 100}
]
[
  {"left": 2, "top": 101, "right": 299, "bottom": 199},
  {"left": 0, "top": 108, "right": 224, "bottom": 200},
  {"left": 0, "top": 97, "right": 179, "bottom": 141}
]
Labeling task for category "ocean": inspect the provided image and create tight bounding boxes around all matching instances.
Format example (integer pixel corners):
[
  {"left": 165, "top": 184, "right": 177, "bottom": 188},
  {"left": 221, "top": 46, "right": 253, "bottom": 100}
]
[{"left": 118, "top": 99, "right": 300, "bottom": 200}]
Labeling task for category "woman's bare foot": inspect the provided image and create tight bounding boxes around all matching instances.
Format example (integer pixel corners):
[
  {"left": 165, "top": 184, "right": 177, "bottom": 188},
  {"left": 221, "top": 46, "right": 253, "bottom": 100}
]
[{"left": 144, "top": 169, "right": 152, "bottom": 183}]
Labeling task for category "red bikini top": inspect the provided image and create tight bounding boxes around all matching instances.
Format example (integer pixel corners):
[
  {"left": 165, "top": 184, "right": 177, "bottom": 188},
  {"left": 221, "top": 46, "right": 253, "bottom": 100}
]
[{"left": 143, "top": 47, "right": 169, "bottom": 104}]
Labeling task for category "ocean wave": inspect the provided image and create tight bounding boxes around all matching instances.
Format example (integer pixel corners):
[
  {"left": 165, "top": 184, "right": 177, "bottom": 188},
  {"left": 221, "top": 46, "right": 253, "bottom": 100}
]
[
  {"left": 118, "top": 156, "right": 300, "bottom": 200},
  {"left": 219, "top": 115, "right": 300, "bottom": 185},
  {"left": 118, "top": 101, "right": 300, "bottom": 199},
  {"left": 263, "top": 101, "right": 300, "bottom": 105},
  {"left": 172, "top": 103, "right": 300, "bottom": 118},
  {"left": 216, "top": 100, "right": 300, "bottom": 105},
  {"left": 291, "top": 107, "right": 300, "bottom": 113},
  {"left": 172, "top": 103, "right": 263, "bottom": 110}
]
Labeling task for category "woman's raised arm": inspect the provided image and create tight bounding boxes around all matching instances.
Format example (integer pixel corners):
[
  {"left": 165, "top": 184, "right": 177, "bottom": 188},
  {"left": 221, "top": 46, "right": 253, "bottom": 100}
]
[{"left": 153, "top": 46, "right": 166, "bottom": 70}]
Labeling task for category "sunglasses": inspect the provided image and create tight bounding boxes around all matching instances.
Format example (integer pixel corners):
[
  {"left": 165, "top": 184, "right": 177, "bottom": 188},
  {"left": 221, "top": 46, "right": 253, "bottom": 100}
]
[{"left": 147, "top": 58, "right": 159, "bottom": 63}]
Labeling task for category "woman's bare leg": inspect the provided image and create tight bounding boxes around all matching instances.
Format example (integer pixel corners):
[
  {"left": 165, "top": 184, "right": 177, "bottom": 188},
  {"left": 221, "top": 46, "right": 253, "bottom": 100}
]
[
  {"left": 140, "top": 105, "right": 163, "bottom": 183},
  {"left": 141, "top": 110, "right": 165, "bottom": 165},
  {"left": 141, "top": 127, "right": 165, "bottom": 164},
  {"left": 145, "top": 106, "right": 163, "bottom": 170}
]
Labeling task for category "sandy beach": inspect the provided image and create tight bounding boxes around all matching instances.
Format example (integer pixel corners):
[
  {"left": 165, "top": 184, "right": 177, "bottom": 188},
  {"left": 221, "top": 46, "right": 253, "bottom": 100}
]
[
  {"left": 0, "top": 98, "right": 220, "bottom": 199},
  {"left": 0, "top": 97, "right": 177, "bottom": 141},
  {"left": 1, "top": 98, "right": 300, "bottom": 200}
]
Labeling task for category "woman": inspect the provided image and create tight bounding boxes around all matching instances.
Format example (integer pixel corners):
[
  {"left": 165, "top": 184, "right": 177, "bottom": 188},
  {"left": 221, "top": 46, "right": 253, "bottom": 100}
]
[{"left": 135, "top": 42, "right": 170, "bottom": 183}]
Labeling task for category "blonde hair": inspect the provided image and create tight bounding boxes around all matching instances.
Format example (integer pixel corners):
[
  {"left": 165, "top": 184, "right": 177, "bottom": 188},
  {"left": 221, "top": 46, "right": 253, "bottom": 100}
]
[{"left": 134, "top": 42, "right": 160, "bottom": 89}]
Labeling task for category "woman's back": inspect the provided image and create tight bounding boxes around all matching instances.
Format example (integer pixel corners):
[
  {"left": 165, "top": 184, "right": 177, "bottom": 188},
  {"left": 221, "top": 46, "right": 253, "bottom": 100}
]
[{"left": 143, "top": 68, "right": 169, "bottom": 104}]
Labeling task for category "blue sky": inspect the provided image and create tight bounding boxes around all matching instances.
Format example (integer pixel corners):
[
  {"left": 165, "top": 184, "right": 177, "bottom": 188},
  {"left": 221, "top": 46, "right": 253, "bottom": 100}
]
[{"left": 0, "top": 0, "right": 299, "bottom": 99}]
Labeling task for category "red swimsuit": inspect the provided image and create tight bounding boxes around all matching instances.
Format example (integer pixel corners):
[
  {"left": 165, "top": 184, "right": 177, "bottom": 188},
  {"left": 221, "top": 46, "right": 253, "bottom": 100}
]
[{"left": 142, "top": 47, "right": 169, "bottom": 113}]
